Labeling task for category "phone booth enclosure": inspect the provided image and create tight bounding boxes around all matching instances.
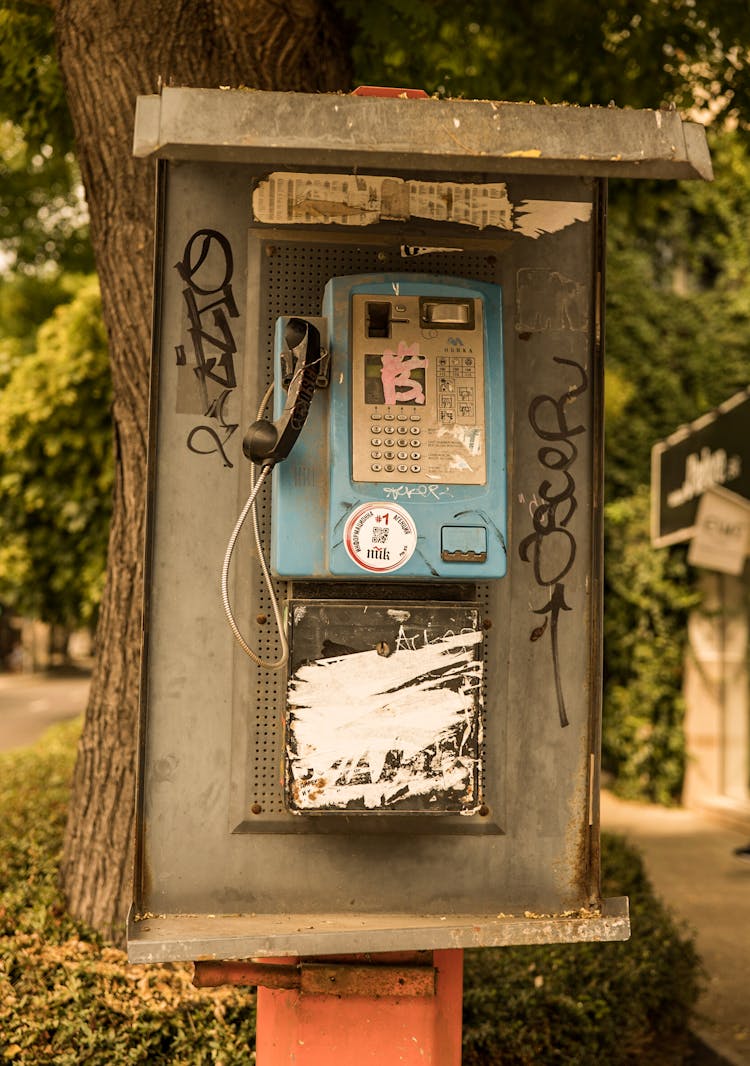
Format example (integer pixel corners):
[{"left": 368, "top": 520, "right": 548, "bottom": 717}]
[{"left": 128, "top": 90, "right": 708, "bottom": 962}]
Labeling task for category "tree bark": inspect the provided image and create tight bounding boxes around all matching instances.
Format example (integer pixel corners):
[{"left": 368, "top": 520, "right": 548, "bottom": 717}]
[{"left": 54, "top": 0, "right": 351, "bottom": 942}]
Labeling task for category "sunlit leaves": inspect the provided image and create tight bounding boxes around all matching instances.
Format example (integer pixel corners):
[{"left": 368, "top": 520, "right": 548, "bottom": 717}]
[
  {"left": 0, "top": 118, "right": 91, "bottom": 274},
  {"left": 0, "top": 277, "right": 112, "bottom": 626},
  {"left": 338, "top": 0, "right": 750, "bottom": 127}
]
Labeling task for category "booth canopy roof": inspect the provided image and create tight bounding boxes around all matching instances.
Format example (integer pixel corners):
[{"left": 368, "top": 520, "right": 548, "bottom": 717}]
[{"left": 134, "top": 87, "right": 712, "bottom": 181}]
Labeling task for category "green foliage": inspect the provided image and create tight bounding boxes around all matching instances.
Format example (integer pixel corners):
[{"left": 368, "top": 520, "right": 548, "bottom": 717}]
[
  {"left": 598, "top": 128, "right": 750, "bottom": 801},
  {"left": 0, "top": 721, "right": 257, "bottom": 1064},
  {"left": 605, "top": 130, "right": 750, "bottom": 499},
  {"left": 0, "top": 276, "right": 113, "bottom": 627},
  {"left": 1, "top": 723, "right": 701, "bottom": 1064},
  {"left": 602, "top": 489, "right": 700, "bottom": 804},
  {"left": 339, "top": 0, "right": 750, "bottom": 127},
  {"left": 463, "top": 834, "right": 703, "bottom": 1065},
  {"left": 0, "top": 118, "right": 91, "bottom": 275},
  {"left": 0, "top": 1, "right": 72, "bottom": 153}
]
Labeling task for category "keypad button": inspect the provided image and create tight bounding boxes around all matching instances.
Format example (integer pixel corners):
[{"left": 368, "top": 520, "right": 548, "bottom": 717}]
[
  {"left": 397, "top": 451, "right": 408, "bottom": 460},
  {"left": 371, "top": 463, "right": 382, "bottom": 472},
  {"left": 384, "top": 414, "right": 395, "bottom": 421},
  {"left": 384, "top": 438, "right": 395, "bottom": 447},
  {"left": 384, "top": 463, "right": 395, "bottom": 472},
  {"left": 384, "top": 450, "right": 395, "bottom": 459},
  {"left": 410, "top": 414, "right": 421, "bottom": 422},
  {"left": 410, "top": 427, "right": 421, "bottom": 435},
  {"left": 371, "top": 438, "right": 382, "bottom": 447},
  {"left": 411, "top": 451, "right": 421, "bottom": 460},
  {"left": 371, "top": 450, "right": 382, "bottom": 459},
  {"left": 397, "top": 414, "right": 408, "bottom": 421},
  {"left": 371, "top": 412, "right": 382, "bottom": 420},
  {"left": 397, "top": 464, "right": 408, "bottom": 472},
  {"left": 397, "top": 426, "right": 408, "bottom": 435},
  {"left": 410, "top": 464, "right": 421, "bottom": 473}
]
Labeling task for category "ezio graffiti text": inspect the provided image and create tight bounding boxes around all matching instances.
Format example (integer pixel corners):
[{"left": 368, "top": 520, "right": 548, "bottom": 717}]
[{"left": 174, "top": 228, "right": 240, "bottom": 468}]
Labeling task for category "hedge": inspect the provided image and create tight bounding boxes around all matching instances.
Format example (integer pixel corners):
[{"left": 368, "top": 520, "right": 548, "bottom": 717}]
[{"left": 1, "top": 720, "right": 702, "bottom": 1064}]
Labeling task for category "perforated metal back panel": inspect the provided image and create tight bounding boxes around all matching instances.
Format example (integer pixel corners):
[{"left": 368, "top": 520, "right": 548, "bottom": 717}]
[{"left": 235, "top": 233, "right": 499, "bottom": 831}]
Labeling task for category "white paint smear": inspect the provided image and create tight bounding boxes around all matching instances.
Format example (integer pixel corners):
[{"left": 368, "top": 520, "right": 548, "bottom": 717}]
[
  {"left": 513, "top": 200, "right": 593, "bottom": 239},
  {"left": 287, "top": 630, "right": 483, "bottom": 810}
]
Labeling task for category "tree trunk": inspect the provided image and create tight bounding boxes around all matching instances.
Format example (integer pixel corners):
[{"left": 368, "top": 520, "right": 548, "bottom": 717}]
[{"left": 54, "top": 0, "right": 351, "bottom": 942}]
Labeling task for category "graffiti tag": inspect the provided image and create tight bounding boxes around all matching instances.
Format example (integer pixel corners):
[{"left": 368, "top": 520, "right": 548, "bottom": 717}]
[
  {"left": 518, "top": 355, "right": 588, "bottom": 728},
  {"left": 175, "top": 228, "right": 240, "bottom": 467}
]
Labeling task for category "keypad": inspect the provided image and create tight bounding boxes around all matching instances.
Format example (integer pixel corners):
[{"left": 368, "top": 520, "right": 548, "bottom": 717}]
[{"left": 361, "top": 409, "right": 426, "bottom": 481}]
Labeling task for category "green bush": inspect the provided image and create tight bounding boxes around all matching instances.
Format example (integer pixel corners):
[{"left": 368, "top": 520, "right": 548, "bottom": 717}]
[
  {"left": 602, "top": 488, "right": 700, "bottom": 804},
  {"left": 2, "top": 723, "right": 702, "bottom": 1064},
  {"left": 0, "top": 721, "right": 256, "bottom": 1065},
  {"left": 462, "top": 836, "right": 702, "bottom": 1064}
]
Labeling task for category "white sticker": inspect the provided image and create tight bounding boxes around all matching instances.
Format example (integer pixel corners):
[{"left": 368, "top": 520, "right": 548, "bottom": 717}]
[{"left": 343, "top": 502, "right": 417, "bottom": 573}]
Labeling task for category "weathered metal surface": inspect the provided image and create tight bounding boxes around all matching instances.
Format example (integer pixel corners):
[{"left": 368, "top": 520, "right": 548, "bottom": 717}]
[
  {"left": 301, "top": 962, "right": 435, "bottom": 998},
  {"left": 194, "top": 960, "right": 299, "bottom": 990},
  {"left": 127, "top": 898, "right": 630, "bottom": 964},
  {"left": 134, "top": 88, "right": 712, "bottom": 181},
  {"left": 254, "top": 950, "right": 462, "bottom": 1065},
  {"left": 193, "top": 958, "right": 436, "bottom": 996}
]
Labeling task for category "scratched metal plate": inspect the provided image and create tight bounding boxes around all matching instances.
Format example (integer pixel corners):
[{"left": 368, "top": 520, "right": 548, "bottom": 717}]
[{"left": 285, "top": 601, "right": 483, "bottom": 814}]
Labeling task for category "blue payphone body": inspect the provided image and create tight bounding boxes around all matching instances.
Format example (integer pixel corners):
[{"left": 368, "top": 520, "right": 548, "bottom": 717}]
[{"left": 270, "top": 274, "right": 506, "bottom": 580}]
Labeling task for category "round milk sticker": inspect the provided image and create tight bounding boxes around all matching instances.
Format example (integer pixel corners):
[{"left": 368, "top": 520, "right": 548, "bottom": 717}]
[{"left": 343, "top": 502, "right": 417, "bottom": 573}]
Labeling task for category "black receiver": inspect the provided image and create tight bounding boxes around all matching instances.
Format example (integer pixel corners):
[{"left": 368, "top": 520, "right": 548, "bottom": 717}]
[{"left": 242, "top": 318, "right": 325, "bottom": 467}]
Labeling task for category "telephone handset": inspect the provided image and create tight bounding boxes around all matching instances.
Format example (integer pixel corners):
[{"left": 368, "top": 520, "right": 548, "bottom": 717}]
[
  {"left": 270, "top": 274, "right": 507, "bottom": 580},
  {"left": 242, "top": 318, "right": 328, "bottom": 467},
  {"left": 222, "top": 316, "right": 329, "bottom": 670}
]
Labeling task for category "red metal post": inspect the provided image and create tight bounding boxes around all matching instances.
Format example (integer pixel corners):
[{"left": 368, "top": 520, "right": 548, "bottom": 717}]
[{"left": 255, "top": 949, "right": 464, "bottom": 1065}]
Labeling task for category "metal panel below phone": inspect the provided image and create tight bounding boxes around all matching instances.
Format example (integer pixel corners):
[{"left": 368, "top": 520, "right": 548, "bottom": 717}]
[{"left": 285, "top": 602, "right": 483, "bottom": 814}]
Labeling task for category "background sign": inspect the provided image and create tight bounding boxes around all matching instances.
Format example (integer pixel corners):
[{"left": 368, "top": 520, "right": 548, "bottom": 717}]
[
  {"left": 687, "top": 486, "right": 750, "bottom": 575},
  {"left": 651, "top": 389, "right": 750, "bottom": 547}
]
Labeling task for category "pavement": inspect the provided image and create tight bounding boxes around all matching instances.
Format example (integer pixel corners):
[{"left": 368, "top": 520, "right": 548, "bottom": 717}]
[
  {"left": 0, "top": 672, "right": 748, "bottom": 1062},
  {"left": 0, "top": 668, "right": 90, "bottom": 752},
  {"left": 601, "top": 790, "right": 750, "bottom": 1066}
]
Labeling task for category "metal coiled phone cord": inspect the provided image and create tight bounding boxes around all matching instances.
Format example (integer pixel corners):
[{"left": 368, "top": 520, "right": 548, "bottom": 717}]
[{"left": 221, "top": 384, "right": 289, "bottom": 670}]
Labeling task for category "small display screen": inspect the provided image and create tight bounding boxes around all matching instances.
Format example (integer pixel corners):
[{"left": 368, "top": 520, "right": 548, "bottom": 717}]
[{"left": 364, "top": 354, "right": 427, "bottom": 406}]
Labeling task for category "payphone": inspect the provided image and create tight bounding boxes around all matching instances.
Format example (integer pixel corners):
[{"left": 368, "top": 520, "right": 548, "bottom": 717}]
[{"left": 259, "top": 275, "right": 506, "bottom": 581}]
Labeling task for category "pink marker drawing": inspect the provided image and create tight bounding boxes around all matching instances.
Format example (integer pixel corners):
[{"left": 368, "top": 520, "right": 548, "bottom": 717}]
[{"left": 380, "top": 341, "right": 427, "bottom": 405}]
